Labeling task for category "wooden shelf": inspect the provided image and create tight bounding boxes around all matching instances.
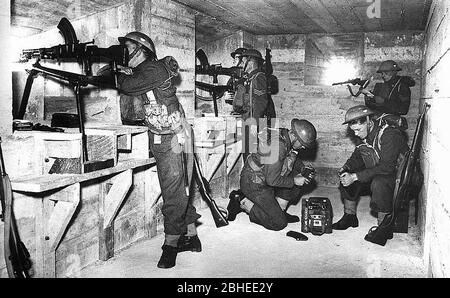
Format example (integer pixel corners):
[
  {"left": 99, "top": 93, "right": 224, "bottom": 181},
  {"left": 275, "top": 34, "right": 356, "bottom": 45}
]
[{"left": 11, "top": 158, "right": 156, "bottom": 193}]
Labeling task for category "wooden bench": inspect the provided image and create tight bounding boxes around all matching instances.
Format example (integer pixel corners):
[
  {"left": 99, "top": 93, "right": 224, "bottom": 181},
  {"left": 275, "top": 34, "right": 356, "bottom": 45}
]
[{"left": 11, "top": 158, "right": 156, "bottom": 278}]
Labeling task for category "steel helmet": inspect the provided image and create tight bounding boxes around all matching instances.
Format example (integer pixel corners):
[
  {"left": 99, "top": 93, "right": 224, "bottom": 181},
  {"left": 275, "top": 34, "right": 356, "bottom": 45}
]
[
  {"left": 241, "top": 49, "right": 264, "bottom": 61},
  {"left": 377, "top": 60, "right": 402, "bottom": 73},
  {"left": 291, "top": 119, "right": 317, "bottom": 149},
  {"left": 343, "top": 105, "right": 375, "bottom": 125},
  {"left": 118, "top": 31, "right": 157, "bottom": 58},
  {"left": 231, "top": 48, "right": 247, "bottom": 59}
]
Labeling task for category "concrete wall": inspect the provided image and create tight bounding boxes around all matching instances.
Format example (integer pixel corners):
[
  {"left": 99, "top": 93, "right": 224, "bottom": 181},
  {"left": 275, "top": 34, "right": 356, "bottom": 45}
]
[
  {"left": 199, "top": 30, "right": 423, "bottom": 186},
  {"left": 2, "top": 0, "right": 196, "bottom": 277},
  {"left": 420, "top": 0, "right": 450, "bottom": 278},
  {"left": 0, "top": 0, "right": 12, "bottom": 135}
]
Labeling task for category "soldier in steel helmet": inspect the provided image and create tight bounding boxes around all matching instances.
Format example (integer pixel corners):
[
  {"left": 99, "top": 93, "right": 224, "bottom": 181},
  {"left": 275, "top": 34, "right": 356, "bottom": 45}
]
[
  {"left": 332, "top": 105, "right": 409, "bottom": 246},
  {"left": 113, "top": 31, "right": 201, "bottom": 269},
  {"left": 227, "top": 119, "right": 317, "bottom": 231},
  {"left": 361, "top": 60, "right": 415, "bottom": 129},
  {"left": 231, "top": 48, "right": 277, "bottom": 161}
]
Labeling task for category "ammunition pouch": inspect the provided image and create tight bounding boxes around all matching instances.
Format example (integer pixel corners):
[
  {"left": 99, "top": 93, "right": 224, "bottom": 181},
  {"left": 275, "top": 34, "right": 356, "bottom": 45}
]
[{"left": 356, "top": 142, "right": 380, "bottom": 169}]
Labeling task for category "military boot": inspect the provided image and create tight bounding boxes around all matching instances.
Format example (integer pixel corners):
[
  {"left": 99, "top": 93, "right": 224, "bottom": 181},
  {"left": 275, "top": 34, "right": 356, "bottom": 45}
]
[
  {"left": 177, "top": 235, "right": 202, "bottom": 253},
  {"left": 364, "top": 214, "right": 394, "bottom": 246},
  {"left": 285, "top": 212, "right": 300, "bottom": 223},
  {"left": 157, "top": 245, "right": 178, "bottom": 269},
  {"left": 364, "top": 225, "right": 393, "bottom": 246},
  {"left": 332, "top": 214, "right": 359, "bottom": 230}
]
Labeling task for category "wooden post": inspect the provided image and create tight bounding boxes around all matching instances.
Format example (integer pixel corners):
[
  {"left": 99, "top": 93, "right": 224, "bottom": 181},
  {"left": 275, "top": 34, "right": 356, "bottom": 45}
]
[
  {"left": 98, "top": 170, "right": 132, "bottom": 261},
  {"left": 34, "top": 183, "right": 80, "bottom": 277}
]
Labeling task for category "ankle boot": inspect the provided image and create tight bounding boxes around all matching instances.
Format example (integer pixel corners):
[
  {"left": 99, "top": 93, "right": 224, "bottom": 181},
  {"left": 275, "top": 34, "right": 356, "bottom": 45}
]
[
  {"left": 365, "top": 214, "right": 394, "bottom": 246},
  {"left": 177, "top": 235, "right": 202, "bottom": 253},
  {"left": 157, "top": 245, "right": 178, "bottom": 269},
  {"left": 364, "top": 225, "right": 394, "bottom": 246},
  {"left": 332, "top": 214, "right": 359, "bottom": 230},
  {"left": 285, "top": 212, "right": 300, "bottom": 223}
]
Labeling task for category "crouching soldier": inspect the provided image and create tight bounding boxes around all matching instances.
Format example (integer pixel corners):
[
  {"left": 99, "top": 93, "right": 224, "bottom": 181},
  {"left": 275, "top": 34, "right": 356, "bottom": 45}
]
[
  {"left": 332, "top": 105, "right": 409, "bottom": 246},
  {"left": 227, "top": 119, "right": 317, "bottom": 231}
]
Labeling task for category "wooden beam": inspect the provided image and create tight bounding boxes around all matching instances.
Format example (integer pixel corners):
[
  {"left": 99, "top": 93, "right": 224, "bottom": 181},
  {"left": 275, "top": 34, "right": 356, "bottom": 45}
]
[
  {"left": 11, "top": 158, "right": 154, "bottom": 193},
  {"left": 34, "top": 183, "right": 81, "bottom": 277},
  {"left": 46, "top": 184, "right": 80, "bottom": 251},
  {"left": 103, "top": 170, "right": 133, "bottom": 228}
]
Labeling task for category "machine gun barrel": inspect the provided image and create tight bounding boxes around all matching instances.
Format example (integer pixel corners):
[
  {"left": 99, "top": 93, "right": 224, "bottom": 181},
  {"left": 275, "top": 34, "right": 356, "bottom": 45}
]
[
  {"left": 20, "top": 43, "right": 128, "bottom": 66},
  {"left": 20, "top": 41, "right": 95, "bottom": 62}
]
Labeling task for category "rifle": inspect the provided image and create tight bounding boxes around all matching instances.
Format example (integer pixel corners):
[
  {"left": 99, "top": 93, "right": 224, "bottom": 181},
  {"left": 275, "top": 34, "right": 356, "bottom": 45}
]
[
  {"left": 1, "top": 138, "right": 32, "bottom": 278},
  {"left": 264, "top": 49, "right": 278, "bottom": 95},
  {"left": 332, "top": 77, "right": 372, "bottom": 97},
  {"left": 381, "top": 103, "right": 430, "bottom": 231},
  {"left": 193, "top": 154, "right": 229, "bottom": 228}
]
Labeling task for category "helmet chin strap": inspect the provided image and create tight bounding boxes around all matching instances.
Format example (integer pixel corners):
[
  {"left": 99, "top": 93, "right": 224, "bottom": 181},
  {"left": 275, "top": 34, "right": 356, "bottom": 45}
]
[
  {"left": 128, "top": 45, "right": 142, "bottom": 61},
  {"left": 366, "top": 116, "right": 372, "bottom": 138},
  {"left": 243, "top": 58, "right": 250, "bottom": 73}
]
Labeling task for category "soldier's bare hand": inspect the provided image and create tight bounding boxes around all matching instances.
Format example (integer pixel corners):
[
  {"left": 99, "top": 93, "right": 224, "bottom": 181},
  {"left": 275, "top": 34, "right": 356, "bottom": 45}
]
[
  {"left": 294, "top": 175, "right": 310, "bottom": 187},
  {"left": 340, "top": 172, "right": 357, "bottom": 187},
  {"left": 117, "top": 65, "right": 133, "bottom": 75},
  {"left": 361, "top": 88, "right": 374, "bottom": 98}
]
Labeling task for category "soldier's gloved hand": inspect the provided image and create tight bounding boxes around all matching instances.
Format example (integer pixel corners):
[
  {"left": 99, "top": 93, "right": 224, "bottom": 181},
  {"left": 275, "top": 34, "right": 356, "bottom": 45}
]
[
  {"left": 294, "top": 174, "right": 310, "bottom": 187},
  {"left": 340, "top": 172, "right": 358, "bottom": 187}
]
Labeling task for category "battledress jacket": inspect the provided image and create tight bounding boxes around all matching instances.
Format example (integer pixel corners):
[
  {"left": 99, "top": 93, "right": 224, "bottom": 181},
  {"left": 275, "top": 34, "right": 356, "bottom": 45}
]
[
  {"left": 233, "top": 69, "right": 269, "bottom": 121},
  {"left": 343, "top": 124, "right": 409, "bottom": 183},
  {"left": 117, "top": 57, "right": 184, "bottom": 135},
  {"left": 365, "top": 75, "right": 416, "bottom": 116},
  {"left": 249, "top": 128, "right": 304, "bottom": 189}
]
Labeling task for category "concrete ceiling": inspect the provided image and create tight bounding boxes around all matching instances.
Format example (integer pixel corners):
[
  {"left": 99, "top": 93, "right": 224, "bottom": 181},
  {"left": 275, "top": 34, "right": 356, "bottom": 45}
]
[
  {"left": 11, "top": 0, "right": 431, "bottom": 40},
  {"left": 178, "top": 0, "right": 432, "bottom": 43}
]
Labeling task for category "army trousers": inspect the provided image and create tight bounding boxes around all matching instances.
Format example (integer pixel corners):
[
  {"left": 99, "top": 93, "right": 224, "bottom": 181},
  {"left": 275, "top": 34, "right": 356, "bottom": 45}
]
[
  {"left": 340, "top": 175, "right": 396, "bottom": 214},
  {"left": 149, "top": 132, "right": 201, "bottom": 236},
  {"left": 239, "top": 161, "right": 306, "bottom": 231}
]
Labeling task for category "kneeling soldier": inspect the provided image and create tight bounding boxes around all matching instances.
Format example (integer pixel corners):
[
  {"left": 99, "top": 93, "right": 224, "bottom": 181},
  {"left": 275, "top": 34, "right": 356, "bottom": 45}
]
[
  {"left": 227, "top": 119, "right": 317, "bottom": 231},
  {"left": 332, "top": 105, "right": 409, "bottom": 246}
]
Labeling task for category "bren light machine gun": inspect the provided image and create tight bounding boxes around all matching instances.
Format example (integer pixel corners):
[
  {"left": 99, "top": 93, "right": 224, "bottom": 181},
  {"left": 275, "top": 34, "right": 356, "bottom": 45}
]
[
  {"left": 332, "top": 77, "right": 372, "bottom": 97},
  {"left": 195, "top": 49, "right": 245, "bottom": 116},
  {"left": 18, "top": 17, "right": 129, "bottom": 173}
]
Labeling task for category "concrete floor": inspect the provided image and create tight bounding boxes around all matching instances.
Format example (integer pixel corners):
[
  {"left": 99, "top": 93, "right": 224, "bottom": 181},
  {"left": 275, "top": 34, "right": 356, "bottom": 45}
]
[{"left": 80, "top": 187, "right": 426, "bottom": 278}]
